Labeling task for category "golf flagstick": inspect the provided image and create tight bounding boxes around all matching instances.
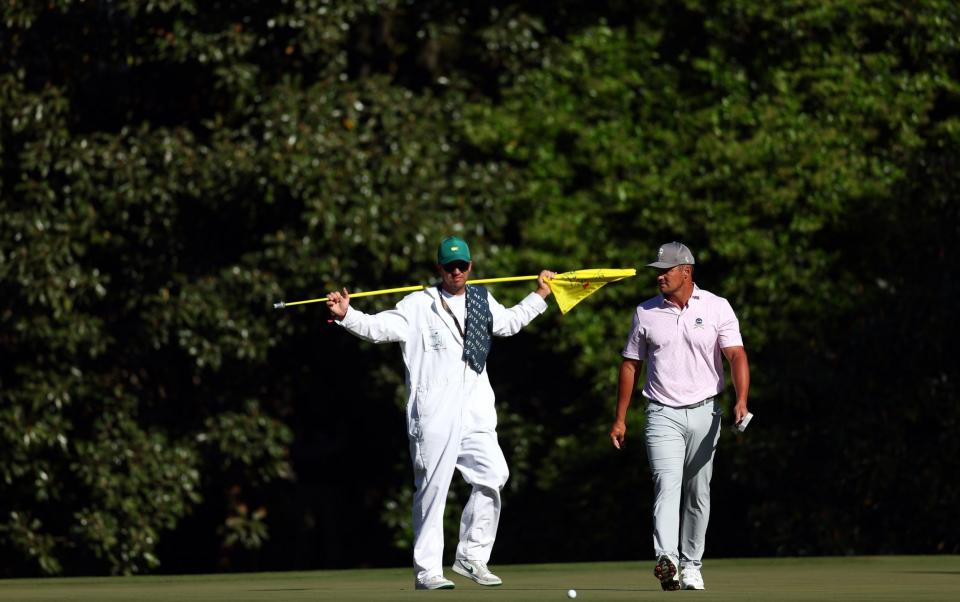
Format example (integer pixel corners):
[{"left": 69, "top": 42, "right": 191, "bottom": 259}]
[{"left": 273, "top": 268, "right": 636, "bottom": 315}]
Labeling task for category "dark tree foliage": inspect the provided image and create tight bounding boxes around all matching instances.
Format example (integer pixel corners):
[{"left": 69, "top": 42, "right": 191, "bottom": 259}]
[{"left": 1, "top": 0, "right": 957, "bottom": 576}]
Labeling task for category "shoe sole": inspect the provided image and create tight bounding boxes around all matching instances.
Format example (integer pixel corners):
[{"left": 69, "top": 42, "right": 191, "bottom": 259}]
[
  {"left": 654, "top": 556, "right": 679, "bottom": 591},
  {"left": 452, "top": 562, "right": 502, "bottom": 586},
  {"left": 415, "top": 582, "right": 455, "bottom": 590}
]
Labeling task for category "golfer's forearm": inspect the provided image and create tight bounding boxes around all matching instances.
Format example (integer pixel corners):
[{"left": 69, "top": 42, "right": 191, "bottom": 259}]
[
  {"left": 615, "top": 361, "right": 639, "bottom": 421},
  {"left": 730, "top": 353, "right": 750, "bottom": 405}
]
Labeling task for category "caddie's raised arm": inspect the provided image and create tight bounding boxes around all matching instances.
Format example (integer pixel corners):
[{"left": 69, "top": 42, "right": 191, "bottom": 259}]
[{"left": 325, "top": 287, "right": 350, "bottom": 321}]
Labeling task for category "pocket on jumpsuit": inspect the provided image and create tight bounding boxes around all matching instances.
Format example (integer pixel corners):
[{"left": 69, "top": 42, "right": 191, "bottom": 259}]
[
  {"left": 410, "top": 328, "right": 448, "bottom": 436},
  {"left": 408, "top": 382, "right": 431, "bottom": 437},
  {"left": 409, "top": 379, "right": 444, "bottom": 474},
  {"left": 410, "top": 378, "right": 448, "bottom": 427},
  {"left": 408, "top": 385, "right": 427, "bottom": 473}
]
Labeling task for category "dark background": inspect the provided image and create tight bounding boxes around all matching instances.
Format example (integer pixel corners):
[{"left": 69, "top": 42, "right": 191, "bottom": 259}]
[{"left": 2, "top": 0, "right": 958, "bottom": 576}]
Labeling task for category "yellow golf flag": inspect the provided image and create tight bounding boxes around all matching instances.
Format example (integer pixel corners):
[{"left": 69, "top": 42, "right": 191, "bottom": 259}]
[
  {"left": 547, "top": 268, "right": 637, "bottom": 314},
  {"left": 273, "top": 268, "right": 636, "bottom": 313}
]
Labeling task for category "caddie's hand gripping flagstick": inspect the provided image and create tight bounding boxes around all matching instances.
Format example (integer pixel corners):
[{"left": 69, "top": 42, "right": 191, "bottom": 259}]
[{"left": 273, "top": 269, "right": 637, "bottom": 315}]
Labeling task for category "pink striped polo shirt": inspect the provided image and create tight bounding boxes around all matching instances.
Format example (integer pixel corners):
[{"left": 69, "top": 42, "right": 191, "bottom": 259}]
[{"left": 621, "top": 285, "right": 743, "bottom": 407}]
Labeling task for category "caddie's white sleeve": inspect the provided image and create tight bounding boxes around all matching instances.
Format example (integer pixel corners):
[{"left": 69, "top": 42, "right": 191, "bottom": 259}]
[
  {"left": 489, "top": 291, "right": 548, "bottom": 337},
  {"left": 337, "top": 300, "right": 409, "bottom": 344}
]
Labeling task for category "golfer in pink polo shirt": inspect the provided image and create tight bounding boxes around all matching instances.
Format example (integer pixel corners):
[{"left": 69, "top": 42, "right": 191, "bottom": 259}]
[{"left": 609, "top": 242, "right": 750, "bottom": 592}]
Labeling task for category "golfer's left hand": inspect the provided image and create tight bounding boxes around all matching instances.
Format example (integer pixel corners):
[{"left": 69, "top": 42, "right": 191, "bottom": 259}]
[{"left": 733, "top": 400, "right": 749, "bottom": 425}]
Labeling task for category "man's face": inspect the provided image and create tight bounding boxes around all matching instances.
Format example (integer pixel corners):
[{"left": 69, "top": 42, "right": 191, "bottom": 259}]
[
  {"left": 438, "top": 260, "right": 471, "bottom": 294},
  {"left": 655, "top": 264, "right": 689, "bottom": 296}
]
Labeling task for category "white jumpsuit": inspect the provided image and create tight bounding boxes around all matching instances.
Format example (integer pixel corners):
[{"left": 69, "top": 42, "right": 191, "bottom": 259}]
[{"left": 338, "top": 286, "right": 547, "bottom": 581}]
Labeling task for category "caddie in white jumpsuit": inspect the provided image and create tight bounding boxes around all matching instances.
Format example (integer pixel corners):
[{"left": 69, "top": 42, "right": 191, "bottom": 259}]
[
  {"left": 609, "top": 242, "right": 750, "bottom": 592},
  {"left": 326, "top": 236, "right": 555, "bottom": 590}
]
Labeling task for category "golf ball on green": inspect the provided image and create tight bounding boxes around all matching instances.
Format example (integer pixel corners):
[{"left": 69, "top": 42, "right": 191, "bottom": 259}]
[{"left": 567, "top": 589, "right": 577, "bottom": 599}]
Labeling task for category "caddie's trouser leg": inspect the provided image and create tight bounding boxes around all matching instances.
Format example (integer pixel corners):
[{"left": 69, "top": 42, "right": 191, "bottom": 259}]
[
  {"left": 644, "top": 401, "right": 722, "bottom": 565},
  {"left": 410, "top": 423, "right": 460, "bottom": 582},
  {"left": 455, "top": 429, "right": 509, "bottom": 562}
]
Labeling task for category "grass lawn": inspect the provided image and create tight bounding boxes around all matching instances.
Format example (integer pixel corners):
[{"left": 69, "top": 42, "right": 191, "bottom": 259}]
[{"left": 0, "top": 556, "right": 957, "bottom": 601}]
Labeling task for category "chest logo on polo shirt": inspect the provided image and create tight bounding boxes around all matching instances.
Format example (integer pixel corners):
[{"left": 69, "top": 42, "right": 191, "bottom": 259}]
[{"left": 694, "top": 317, "right": 704, "bottom": 329}]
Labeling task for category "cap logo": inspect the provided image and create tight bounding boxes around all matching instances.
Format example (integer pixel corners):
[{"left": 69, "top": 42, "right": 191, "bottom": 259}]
[
  {"left": 657, "top": 247, "right": 664, "bottom": 260},
  {"left": 450, "top": 246, "right": 459, "bottom": 251}
]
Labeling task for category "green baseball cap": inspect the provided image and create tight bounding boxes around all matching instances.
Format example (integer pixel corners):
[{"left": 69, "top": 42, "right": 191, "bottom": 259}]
[{"left": 437, "top": 236, "right": 471, "bottom": 264}]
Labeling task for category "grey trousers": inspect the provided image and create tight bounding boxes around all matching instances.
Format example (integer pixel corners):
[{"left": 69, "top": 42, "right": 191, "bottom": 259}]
[{"left": 644, "top": 400, "right": 723, "bottom": 569}]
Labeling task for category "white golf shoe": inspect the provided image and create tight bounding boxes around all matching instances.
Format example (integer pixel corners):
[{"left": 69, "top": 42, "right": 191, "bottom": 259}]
[
  {"left": 680, "top": 566, "right": 705, "bottom": 590},
  {"left": 654, "top": 554, "right": 680, "bottom": 591},
  {"left": 452, "top": 558, "right": 503, "bottom": 586},
  {"left": 415, "top": 575, "right": 455, "bottom": 590}
]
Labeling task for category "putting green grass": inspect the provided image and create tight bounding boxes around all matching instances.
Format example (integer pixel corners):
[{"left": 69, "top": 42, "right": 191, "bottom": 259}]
[{"left": 0, "top": 556, "right": 957, "bottom": 601}]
